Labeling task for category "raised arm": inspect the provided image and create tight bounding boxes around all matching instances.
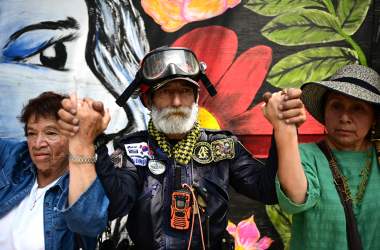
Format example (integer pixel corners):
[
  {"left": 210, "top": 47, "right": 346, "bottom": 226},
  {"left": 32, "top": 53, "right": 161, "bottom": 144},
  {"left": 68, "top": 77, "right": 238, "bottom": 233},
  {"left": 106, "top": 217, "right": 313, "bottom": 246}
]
[
  {"left": 58, "top": 95, "right": 110, "bottom": 205},
  {"left": 58, "top": 96, "right": 141, "bottom": 220},
  {"left": 262, "top": 90, "right": 307, "bottom": 204}
]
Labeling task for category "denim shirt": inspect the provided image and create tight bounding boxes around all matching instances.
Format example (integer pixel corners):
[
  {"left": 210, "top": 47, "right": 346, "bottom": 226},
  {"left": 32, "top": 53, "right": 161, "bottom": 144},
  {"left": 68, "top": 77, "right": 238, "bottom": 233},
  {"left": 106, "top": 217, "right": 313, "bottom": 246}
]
[{"left": 0, "top": 139, "right": 109, "bottom": 250}]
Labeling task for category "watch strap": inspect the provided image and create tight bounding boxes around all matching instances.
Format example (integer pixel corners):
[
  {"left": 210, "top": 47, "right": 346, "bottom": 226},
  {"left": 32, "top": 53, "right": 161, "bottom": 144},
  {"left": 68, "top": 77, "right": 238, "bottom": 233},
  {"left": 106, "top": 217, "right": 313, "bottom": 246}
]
[{"left": 69, "top": 153, "right": 98, "bottom": 164}]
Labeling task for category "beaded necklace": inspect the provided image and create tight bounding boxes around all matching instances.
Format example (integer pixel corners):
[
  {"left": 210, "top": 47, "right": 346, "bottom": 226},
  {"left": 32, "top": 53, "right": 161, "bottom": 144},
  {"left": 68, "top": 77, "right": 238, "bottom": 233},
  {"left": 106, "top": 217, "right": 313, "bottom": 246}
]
[
  {"left": 336, "top": 149, "right": 373, "bottom": 204},
  {"left": 148, "top": 120, "right": 200, "bottom": 165}
]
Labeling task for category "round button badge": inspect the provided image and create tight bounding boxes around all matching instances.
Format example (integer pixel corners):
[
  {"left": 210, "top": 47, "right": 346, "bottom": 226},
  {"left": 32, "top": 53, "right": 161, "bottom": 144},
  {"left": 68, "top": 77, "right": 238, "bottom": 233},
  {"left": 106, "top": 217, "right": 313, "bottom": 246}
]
[{"left": 148, "top": 160, "right": 166, "bottom": 175}]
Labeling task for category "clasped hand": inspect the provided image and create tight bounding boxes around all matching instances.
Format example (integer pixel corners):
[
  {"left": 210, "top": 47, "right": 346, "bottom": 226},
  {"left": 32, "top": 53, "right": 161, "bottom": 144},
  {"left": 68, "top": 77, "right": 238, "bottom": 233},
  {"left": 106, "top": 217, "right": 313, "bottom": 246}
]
[
  {"left": 57, "top": 94, "right": 110, "bottom": 145},
  {"left": 262, "top": 88, "right": 306, "bottom": 128}
]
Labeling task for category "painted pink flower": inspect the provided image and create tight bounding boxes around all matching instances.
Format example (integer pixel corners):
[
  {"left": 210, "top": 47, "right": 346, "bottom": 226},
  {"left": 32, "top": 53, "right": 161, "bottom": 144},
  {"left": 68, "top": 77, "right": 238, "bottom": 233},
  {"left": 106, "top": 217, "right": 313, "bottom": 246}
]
[
  {"left": 227, "top": 216, "right": 273, "bottom": 250},
  {"left": 141, "top": 0, "right": 241, "bottom": 32},
  {"left": 172, "top": 26, "right": 324, "bottom": 157}
]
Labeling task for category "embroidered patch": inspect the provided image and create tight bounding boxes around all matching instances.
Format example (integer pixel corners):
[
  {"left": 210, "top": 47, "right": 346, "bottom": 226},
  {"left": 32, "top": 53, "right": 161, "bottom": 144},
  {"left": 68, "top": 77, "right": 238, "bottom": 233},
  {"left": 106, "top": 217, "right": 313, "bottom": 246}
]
[
  {"left": 192, "top": 141, "right": 213, "bottom": 164},
  {"left": 125, "top": 142, "right": 152, "bottom": 159},
  {"left": 211, "top": 138, "right": 235, "bottom": 162},
  {"left": 110, "top": 148, "right": 124, "bottom": 168},
  {"left": 130, "top": 156, "right": 148, "bottom": 166}
]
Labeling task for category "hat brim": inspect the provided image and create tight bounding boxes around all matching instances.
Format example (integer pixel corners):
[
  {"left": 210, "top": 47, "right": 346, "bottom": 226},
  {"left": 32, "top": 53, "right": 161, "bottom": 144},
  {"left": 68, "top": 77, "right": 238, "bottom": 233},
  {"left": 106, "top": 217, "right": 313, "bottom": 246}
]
[
  {"left": 301, "top": 80, "right": 380, "bottom": 124},
  {"left": 152, "top": 77, "right": 200, "bottom": 91}
]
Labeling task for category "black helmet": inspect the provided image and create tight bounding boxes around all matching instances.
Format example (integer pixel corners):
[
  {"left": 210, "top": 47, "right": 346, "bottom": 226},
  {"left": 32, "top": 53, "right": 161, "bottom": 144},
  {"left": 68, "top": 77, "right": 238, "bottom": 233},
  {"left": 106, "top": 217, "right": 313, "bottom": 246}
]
[{"left": 116, "top": 47, "right": 216, "bottom": 107}]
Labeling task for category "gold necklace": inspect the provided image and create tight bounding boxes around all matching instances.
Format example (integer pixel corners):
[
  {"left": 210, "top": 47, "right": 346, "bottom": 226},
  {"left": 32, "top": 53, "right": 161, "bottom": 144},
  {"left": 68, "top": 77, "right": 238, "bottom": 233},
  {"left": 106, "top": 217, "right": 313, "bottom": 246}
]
[
  {"left": 30, "top": 187, "right": 46, "bottom": 210},
  {"left": 339, "top": 150, "right": 372, "bottom": 204}
]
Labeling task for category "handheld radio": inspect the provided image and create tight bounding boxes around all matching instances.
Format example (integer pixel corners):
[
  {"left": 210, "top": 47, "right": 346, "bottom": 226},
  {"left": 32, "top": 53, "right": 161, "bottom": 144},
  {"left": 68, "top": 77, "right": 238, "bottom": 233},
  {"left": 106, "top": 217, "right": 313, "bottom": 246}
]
[{"left": 170, "top": 189, "right": 192, "bottom": 230}]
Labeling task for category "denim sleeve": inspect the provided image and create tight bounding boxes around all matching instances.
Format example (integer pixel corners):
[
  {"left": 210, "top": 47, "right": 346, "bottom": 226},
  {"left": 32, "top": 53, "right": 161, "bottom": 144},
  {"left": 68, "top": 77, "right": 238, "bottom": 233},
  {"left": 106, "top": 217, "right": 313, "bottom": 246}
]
[
  {"left": 0, "top": 138, "right": 26, "bottom": 169},
  {"left": 57, "top": 178, "right": 109, "bottom": 236},
  {"left": 0, "top": 138, "right": 9, "bottom": 165}
]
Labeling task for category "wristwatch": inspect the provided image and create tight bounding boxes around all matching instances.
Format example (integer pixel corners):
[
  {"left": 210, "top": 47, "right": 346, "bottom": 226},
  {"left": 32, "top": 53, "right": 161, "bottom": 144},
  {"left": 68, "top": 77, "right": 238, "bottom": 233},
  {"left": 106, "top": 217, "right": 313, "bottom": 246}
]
[{"left": 69, "top": 153, "right": 98, "bottom": 165}]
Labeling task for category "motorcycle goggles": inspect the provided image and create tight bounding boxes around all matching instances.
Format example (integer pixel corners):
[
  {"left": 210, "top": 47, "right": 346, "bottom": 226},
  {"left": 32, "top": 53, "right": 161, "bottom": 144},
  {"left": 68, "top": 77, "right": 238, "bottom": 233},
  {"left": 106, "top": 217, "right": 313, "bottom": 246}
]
[
  {"left": 141, "top": 48, "right": 200, "bottom": 82},
  {"left": 116, "top": 47, "right": 217, "bottom": 107}
]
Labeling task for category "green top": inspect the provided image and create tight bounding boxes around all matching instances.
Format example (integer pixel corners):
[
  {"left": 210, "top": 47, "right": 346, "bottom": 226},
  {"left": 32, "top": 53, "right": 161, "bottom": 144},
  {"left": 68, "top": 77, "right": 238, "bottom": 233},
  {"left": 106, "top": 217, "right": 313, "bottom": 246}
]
[{"left": 276, "top": 143, "right": 380, "bottom": 250}]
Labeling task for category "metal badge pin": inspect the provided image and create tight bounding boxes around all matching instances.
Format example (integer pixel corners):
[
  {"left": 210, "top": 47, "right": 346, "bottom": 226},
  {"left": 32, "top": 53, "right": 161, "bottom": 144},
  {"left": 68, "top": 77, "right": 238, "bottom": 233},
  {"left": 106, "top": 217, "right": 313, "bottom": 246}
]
[{"left": 148, "top": 160, "right": 166, "bottom": 175}]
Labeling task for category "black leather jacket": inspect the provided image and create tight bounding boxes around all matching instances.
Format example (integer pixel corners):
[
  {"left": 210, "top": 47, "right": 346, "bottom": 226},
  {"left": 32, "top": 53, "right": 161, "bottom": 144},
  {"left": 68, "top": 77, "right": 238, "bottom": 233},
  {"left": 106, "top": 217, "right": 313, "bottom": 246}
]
[{"left": 95, "top": 129, "right": 278, "bottom": 250}]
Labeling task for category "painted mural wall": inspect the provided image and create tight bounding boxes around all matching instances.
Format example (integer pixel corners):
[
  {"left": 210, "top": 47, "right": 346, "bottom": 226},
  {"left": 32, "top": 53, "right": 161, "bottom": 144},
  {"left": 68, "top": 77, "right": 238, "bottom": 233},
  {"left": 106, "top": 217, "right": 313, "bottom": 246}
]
[
  {"left": 0, "top": 0, "right": 149, "bottom": 141},
  {"left": 0, "top": 0, "right": 377, "bottom": 157}
]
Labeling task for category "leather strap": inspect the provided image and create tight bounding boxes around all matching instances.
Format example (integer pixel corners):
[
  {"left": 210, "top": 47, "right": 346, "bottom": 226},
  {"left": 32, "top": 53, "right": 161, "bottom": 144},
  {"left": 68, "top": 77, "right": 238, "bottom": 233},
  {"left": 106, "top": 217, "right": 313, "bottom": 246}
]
[
  {"left": 76, "top": 233, "right": 83, "bottom": 250},
  {"left": 317, "top": 141, "right": 363, "bottom": 250}
]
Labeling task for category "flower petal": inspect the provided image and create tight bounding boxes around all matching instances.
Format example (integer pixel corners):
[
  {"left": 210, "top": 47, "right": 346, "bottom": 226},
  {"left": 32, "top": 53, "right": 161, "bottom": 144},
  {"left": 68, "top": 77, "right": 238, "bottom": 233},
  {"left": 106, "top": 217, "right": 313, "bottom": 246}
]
[
  {"left": 227, "top": 103, "right": 272, "bottom": 135},
  {"left": 226, "top": 220, "right": 237, "bottom": 238},
  {"left": 298, "top": 111, "right": 324, "bottom": 134},
  {"left": 171, "top": 26, "right": 237, "bottom": 84},
  {"left": 203, "top": 46, "right": 272, "bottom": 118},
  {"left": 172, "top": 26, "right": 238, "bottom": 105},
  {"left": 227, "top": 0, "right": 241, "bottom": 7},
  {"left": 142, "top": 0, "right": 241, "bottom": 32},
  {"left": 256, "top": 236, "right": 274, "bottom": 249},
  {"left": 236, "top": 216, "right": 260, "bottom": 245},
  {"left": 182, "top": 0, "right": 228, "bottom": 21},
  {"left": 141, "top": 0, "right": 186, "bottom": 32},
  {"left": 181, "top": 0, "right": 241, "bottom": 21}
]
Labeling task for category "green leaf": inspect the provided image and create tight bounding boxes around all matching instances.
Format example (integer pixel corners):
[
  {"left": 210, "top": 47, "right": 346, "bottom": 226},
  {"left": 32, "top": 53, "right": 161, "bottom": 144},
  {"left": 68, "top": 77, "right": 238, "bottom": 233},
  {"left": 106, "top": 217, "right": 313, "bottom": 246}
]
[
  {"left": 337, "top": 0, "right": 371, "bottom": 35},
  {"left": 262, "top": 9, "right": 343, "bottom": 46},
  {"left": 244, "top": 0, "right": 325, "bottom": 16},
  {"left": 267, "top": 47, "right": 358, "bottom": 88},
  {"left": 266, "top": 205, "right": 292, "bottom": 250}
]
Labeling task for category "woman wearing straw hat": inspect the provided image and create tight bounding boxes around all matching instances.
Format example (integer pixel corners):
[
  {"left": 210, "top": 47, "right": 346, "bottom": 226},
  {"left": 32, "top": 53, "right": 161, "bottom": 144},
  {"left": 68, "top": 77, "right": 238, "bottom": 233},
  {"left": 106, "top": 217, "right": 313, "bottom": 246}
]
[{"left": 262, "top": 64, "right": 380, "bottom": 250}]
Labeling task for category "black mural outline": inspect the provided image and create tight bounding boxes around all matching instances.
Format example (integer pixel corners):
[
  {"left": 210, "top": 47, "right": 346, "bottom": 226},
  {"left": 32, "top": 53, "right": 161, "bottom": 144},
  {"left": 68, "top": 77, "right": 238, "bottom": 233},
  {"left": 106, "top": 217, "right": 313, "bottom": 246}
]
[
  {"left": 4, "top": 17, "right": 79, "bottom": 49},
  {"left": 84, "top": 0, "right": 149, "bottom": 143},
  {"left": 3, "top": 18, "right": 78, "bottom": 67}
]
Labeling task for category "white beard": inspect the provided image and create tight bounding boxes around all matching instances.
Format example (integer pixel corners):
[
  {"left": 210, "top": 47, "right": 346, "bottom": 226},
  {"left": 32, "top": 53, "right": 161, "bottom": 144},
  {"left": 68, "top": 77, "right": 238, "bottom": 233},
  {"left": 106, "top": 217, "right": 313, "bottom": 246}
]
[{"left": 151, "top": 103, "right": 198, "bottom": 135}]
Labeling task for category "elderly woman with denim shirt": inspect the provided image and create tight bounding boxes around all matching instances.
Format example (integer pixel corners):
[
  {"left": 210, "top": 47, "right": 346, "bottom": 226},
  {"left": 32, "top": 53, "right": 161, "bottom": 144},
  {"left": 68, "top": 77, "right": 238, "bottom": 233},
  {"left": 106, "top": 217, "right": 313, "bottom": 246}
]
[
  {"left": 0, "top": 92, "right": 109, "bottom": 250},
  {"left": 263, "top": 64, "right": 380, "bottom": 250}
]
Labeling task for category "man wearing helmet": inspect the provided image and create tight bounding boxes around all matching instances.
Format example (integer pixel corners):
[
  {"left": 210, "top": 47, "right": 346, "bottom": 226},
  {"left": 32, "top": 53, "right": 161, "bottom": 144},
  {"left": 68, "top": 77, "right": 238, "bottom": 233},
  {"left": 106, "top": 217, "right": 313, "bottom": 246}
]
[{"left": 58, "top": 47, "right": 306, "bottom": 249}]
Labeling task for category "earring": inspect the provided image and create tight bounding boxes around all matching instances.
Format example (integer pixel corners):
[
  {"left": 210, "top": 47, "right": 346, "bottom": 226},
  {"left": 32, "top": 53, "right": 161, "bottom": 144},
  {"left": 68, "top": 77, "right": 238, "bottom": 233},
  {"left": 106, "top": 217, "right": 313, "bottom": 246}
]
[{"left": 370, "top": 123, "right": 377, "bottom": 141}]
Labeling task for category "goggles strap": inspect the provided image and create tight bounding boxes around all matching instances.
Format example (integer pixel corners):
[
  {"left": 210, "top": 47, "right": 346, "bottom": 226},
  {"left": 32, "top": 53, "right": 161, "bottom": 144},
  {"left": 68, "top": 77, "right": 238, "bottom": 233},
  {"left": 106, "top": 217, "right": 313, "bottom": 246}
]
[
  {"left": 199, "top": 74, "right": 217, "bottom": 96},
  {"left": 116, "top": 76, "right": 140, "bottom": 107}
]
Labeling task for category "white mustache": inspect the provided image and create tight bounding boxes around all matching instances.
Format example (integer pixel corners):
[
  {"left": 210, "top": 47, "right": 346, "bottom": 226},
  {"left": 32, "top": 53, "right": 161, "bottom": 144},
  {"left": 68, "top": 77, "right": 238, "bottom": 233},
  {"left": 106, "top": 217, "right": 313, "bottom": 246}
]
[
  {"left": 151, "top": 104, "right": 198, "bottom": 135},
  {"left": 158, "top": 107, "right": 191, "bottom": 119}
]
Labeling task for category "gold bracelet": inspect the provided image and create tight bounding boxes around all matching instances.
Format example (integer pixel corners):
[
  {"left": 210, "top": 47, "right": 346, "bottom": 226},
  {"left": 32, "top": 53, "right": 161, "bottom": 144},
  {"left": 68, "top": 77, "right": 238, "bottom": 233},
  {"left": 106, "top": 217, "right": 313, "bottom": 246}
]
[{"left": 69, "top": 153, "right": 98, "bottom": 164}]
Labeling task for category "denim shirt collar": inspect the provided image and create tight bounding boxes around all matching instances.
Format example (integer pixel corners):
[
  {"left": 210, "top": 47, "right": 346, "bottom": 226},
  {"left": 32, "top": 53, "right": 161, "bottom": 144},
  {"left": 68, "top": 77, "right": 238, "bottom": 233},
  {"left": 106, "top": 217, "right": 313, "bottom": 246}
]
[
  {"left": 54, "top": 171, "right": 69, "bottom": 191},
  {"left": 18, "top": 147, "right": 68, "bottom": 192}
]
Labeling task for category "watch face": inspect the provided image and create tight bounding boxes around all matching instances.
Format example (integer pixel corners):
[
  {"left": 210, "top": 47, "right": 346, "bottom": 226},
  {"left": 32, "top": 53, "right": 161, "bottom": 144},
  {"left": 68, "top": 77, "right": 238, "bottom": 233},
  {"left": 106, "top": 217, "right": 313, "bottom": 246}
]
[{"left": 148, "top": 160, "right": 166, "bottom": 175}]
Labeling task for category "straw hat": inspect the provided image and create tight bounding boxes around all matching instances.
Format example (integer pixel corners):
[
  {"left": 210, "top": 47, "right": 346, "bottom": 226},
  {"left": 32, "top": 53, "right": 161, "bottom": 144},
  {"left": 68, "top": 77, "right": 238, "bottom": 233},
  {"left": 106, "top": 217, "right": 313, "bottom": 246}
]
[{"left": 300, "top": 64, "right": 380, "bottom": 124}]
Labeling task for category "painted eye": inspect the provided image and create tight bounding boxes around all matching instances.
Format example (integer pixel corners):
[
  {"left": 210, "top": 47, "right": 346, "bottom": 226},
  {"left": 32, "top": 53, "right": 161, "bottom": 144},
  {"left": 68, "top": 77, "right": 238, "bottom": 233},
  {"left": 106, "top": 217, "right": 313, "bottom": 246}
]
[{"left": 24, "top": 42, "right": 67, "bottom": 70}]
